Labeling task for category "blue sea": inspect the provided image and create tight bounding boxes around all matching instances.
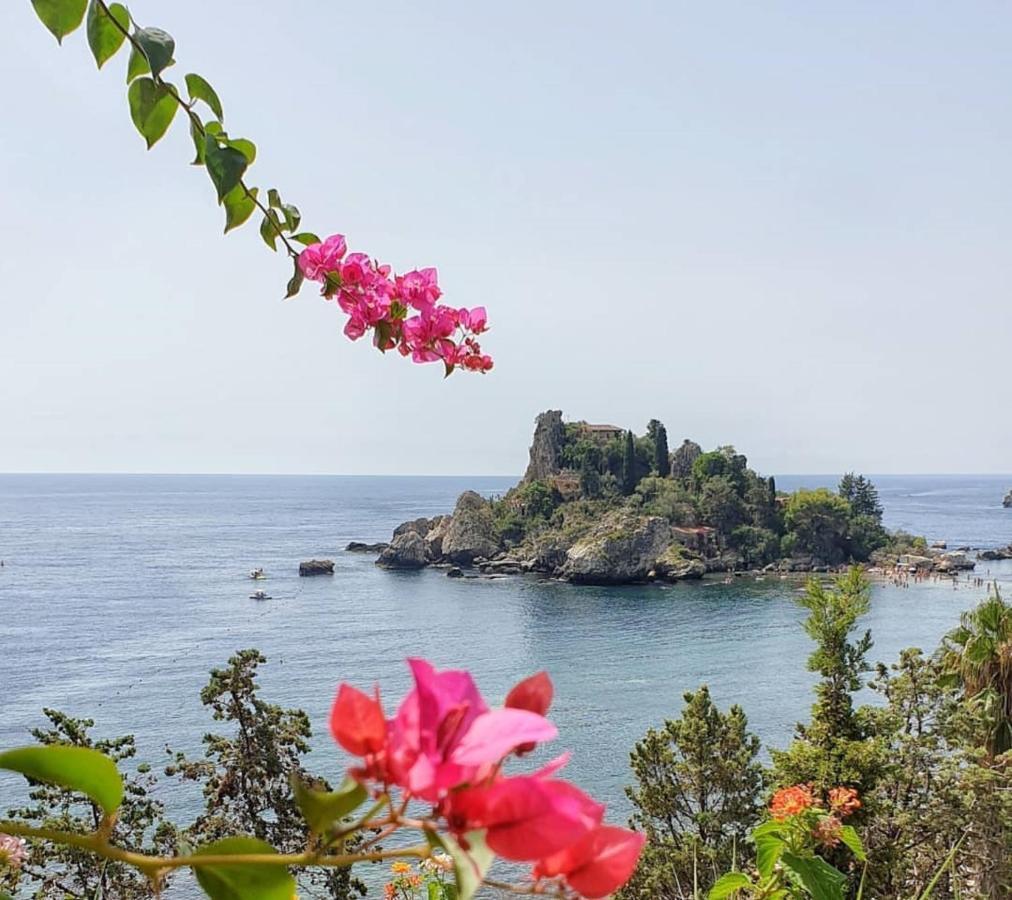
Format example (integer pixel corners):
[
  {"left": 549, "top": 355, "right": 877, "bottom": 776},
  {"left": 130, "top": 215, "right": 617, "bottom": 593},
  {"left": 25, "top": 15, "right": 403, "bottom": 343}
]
[{"left": 1, "top": 473, "right": 1011, "bottom": 891}]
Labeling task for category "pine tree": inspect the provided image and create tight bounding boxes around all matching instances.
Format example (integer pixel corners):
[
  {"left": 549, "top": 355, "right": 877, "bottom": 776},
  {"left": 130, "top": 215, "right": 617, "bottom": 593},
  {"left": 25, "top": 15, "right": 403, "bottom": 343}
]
[
  {"left": 621, "top": 686, "right": 765, "bottom": 899},
  {"left": 772, "top": 568, "right": 885, "bottom": 792}
]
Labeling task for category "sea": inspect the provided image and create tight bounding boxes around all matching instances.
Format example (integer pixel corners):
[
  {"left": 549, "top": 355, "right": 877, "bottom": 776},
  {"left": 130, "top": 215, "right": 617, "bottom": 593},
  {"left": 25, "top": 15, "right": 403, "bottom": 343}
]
[{"left": 1, "top": 472, "right": 1010, "bottom": 891}]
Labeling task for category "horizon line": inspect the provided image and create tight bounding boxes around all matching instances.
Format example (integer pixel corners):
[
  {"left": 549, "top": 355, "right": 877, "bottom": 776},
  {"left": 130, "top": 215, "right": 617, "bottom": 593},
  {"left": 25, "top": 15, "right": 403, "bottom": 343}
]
[{"left": 1, "top": 471, "right": 1011, "bottom": 479}]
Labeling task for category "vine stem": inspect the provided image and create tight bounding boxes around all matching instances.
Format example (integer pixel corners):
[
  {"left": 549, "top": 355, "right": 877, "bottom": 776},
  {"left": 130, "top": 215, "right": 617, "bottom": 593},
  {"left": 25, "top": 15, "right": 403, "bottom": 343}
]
[
  {"left": 94, "top": 0, "right": 300, "bottom": 260},
  {"left": 0, "top": 821, "right": 429, "bottom": 874}
]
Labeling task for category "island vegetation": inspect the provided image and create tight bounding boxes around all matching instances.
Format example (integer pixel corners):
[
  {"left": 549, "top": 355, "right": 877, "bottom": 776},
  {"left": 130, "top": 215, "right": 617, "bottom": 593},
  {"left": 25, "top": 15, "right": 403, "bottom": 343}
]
[{"left": 377, "top": 410, "right": 966, "bottom": 584}]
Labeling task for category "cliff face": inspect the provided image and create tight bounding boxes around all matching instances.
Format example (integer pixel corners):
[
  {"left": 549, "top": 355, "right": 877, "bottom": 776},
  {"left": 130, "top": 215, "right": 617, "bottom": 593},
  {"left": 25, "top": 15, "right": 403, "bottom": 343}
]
[{"left": 523, "top": 410, "right": 565, "bottom": 482}]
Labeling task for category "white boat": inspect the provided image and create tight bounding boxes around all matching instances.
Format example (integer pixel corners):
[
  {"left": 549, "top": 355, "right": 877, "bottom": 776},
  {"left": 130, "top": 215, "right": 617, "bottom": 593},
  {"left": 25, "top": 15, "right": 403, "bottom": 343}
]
[
  {"left": 249, "top": 589, "right": 271, "bottom": 600},
  {"left": 248, "top": 568, "right": 266, "bottom": 579}
]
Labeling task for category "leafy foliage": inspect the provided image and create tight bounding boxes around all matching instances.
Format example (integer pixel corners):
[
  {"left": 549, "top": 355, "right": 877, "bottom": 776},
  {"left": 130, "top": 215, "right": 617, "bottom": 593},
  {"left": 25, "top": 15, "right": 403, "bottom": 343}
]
[
  {"left": 621, "top": 687, "right": 765, "bottom": 898},
  {"left": 165, "top": 649, "right": 366, "bottom": 899},
  {"left": 4, "top": 710, "right": 176, "bottom": 898}
]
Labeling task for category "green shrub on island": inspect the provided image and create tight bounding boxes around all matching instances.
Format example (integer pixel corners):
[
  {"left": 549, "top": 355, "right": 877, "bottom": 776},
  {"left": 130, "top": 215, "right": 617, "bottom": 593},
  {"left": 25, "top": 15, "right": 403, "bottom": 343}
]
[{"left": 480, "top": 413, "right": 901, "bottom": 578}]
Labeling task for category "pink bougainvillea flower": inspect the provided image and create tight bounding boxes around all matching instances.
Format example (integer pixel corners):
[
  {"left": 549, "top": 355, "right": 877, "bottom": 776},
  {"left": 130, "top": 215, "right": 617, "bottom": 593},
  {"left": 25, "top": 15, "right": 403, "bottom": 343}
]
[
  {"left": 505, "top": 671, "right": 554, "bottom": 755},
  {"left": 298, "top": 233, "right": 347, "bottom": 281},
  {"left": 445, "top": 776, "right": 604, "bottom": 861},
  {"left": 383, "top": 659, "right": 557, "bottom": 801},
  {"left": 505, "top": 671, "right": 553, "bottom": 716},
  {"left": 396, "top": 268, "right": 442, "bottom": 311},
  {"left": 457, "top": 306, "right": 488, "bottom": 334},
  {"left": 533, "top": 825, "right": 645, "bottom": 898},
  {"left": 330, "top": 684, "right": 387, "bottom": 757}
]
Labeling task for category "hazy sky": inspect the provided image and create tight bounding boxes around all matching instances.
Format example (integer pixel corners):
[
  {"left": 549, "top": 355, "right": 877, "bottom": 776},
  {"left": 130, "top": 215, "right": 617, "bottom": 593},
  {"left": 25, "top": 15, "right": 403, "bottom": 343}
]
[{"left": 2, "top": 2, "right": 1010, "bottom": 475}]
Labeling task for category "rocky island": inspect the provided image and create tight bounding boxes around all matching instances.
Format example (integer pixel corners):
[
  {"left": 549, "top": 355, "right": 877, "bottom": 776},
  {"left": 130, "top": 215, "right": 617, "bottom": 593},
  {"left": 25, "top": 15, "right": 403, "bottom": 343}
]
[{"left": 374, "top": 410, "right": 971, "bottom": 584}]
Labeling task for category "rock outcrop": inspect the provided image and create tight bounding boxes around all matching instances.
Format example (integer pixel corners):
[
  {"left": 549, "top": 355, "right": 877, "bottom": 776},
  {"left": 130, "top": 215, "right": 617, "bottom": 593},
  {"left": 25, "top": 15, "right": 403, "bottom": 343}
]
[
  {"left": 441, "top": 492, "right": 500, "bottom": 565},
  {"left": 1004, "top": 490, "right": 1012, "bottom": 509},
  {"left": 670, "top": 439, "right": 702, "bottom": 482},
  {"left": 345, "top": 541, "right": 389, "bottom": 553},
  {"left": 299, "top": 559, "right": 334, "bottom": 576},
  {"left": 560, "top": 511, "right": 670, "bottom": 584},
  {"left": 523, "top": 410, "right": 566, "bottom": 482},
  {"left": 653, "top": 544, "right": 706, "bottom": 581},
  {"left": 979, "top": 545, "right": 1012, "bottom": 560},
  {"left": 376, "top": 531, "right": 430, "bottom": 569}
]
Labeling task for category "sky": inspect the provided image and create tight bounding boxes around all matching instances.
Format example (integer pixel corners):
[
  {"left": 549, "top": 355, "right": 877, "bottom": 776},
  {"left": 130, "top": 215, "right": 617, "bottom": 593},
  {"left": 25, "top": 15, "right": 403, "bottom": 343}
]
[{"left": 2, "top": 1, "right": 1011, "bottom": 476}]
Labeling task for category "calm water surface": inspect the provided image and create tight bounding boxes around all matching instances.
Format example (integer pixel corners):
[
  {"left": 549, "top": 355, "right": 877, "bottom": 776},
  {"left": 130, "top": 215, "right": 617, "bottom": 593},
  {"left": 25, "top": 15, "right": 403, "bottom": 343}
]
[{"left": 1, "top": 473, "right": 1011, "bottom": 885}]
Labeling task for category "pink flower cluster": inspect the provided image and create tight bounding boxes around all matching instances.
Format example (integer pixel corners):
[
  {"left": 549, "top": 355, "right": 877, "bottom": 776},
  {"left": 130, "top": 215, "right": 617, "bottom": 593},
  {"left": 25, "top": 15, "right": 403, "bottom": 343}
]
[
  {"left": 299, "top": 235, "right": 492, "bottom": 374},
  {"left": 331, "top": 660, "right": 644, "bottom": 899}
]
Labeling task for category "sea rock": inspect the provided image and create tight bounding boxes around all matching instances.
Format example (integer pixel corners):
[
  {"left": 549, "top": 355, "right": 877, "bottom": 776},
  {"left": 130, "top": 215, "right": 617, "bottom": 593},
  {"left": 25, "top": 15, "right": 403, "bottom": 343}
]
[
  {"left": 446, "top": 566, "right": 464, "bottom": 578},
  {"left": 654, "top": 544, "right": 706, "bottom": 581},
  {"left": 523, "top": 410, "right": 566, "bottom": 482},
  {"left": 394, "top": 517, "right": 436, "bottom": 538},
  {"left": 1004, "top": 490, "right": 1012, "bottom": 509},
  {"left": 376, "top": 532, "right": 430, "bottom": 569},
  {"left": 935, "top": 551, "right": 974, "bottom": 572},
  {"left": 979, "top": 546, "right": 1012, "bottom": 561},
  {"left": 560, "top": 511, "right": 670, "bottom": 584},
  {"left": 345, "top": 541, "right": 389, "bottom": 553},
  {"left": 423, "top": 515, "right": 452, "bottom": 559},
  {"left": 898, "top": 554, "right": 934, "bottom": 571},
  {"left": 299, "top": 559, "right": 334, "bottom": 576},
  {"left": 930, "top": 540, "right": 947, "bottom": 550},
  {"left": 479, "top": 558, "right": 525, "bottom": 575},
  {"left": 441, "top": 491, "right": 501, "bottom": 565}
]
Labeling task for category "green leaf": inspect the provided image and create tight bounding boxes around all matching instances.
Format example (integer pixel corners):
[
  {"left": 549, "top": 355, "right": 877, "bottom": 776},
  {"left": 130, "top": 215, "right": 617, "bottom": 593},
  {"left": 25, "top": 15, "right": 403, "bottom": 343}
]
[
  {"left": 290, "top": 775, "right": 366, "bottom": 833},
  {"left": 259, "top": 211, "right": 282, "bottom": 251},
  {"left": 225, "top": 138, "right": 256, "bottom": 165},
  {"left": 204, "top": 136, "right": 248, "bottom": 203},
  {"left": 427, "top": 831, "right": 494, "bottom": 900},
  {"left": 281, "top": 203, "right": 300, "bottom": 232},
  {"left": 126, "top": 44, "right": 149, "bottom": 83},
  {"left": 292, "top": 232, "right": 321, "bottom": 246},
  {"left": 223, "top": 185, "right": 258, "bottom": 234},
  {"left": 285, "top": 259, "right": 305, "bottom": 299},
  {"left": 193, "top": 837, "right": 295, "bottom": 900},
  {"left": 754, "top": 831, "right": 785, "bottom": 879},
  {"left": 709, "top": 872, "right": 753, "bottom": 899},
  {"left": 185, "top": 73, "right": 223, "bottom": 120},
  {"left": 127, "top": 77, "right": 178, "bottom": 149},
  {"left": 267, "top": 188, "right": 282, "bottom": 209},
  {"left": 86, "top": 0, "right": 128, "bottom": 68},
  {"left": 781, "top": 852, "right": 845, "bottom": 900},
  {"left": 31, "top": 0, "right": 87, "bottom": 43},
  {"left": 190, "top": 119, "right": 206, "bottom": 165},
  {"left": 838, "top": 824, "right": 866, "bottom": 861},
  {"left": 0, "top": 745, "right": 123, "bottom": 815},
  {"left": 133, "top": 26, "right": 174, "bottom": 78}
]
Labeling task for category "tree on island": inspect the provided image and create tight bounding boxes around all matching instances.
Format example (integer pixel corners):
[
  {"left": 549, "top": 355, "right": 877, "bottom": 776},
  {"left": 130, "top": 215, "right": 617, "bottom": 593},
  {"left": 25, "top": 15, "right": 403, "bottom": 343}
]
[
  {"left": 839, "top": 473, "right": 884, "bottom": 521},
  {"left": 622, "top": 430, "right": 638, "bottom": 495},
  {"left": 647, "top": 420, "right": 670, "bottom": 477}
]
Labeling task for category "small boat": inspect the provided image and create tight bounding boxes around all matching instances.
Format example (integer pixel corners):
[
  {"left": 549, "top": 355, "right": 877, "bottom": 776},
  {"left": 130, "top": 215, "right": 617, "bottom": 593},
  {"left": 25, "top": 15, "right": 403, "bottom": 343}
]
[
  {"left": 249, "top": 589, "right": 272, "bottom": 600},
  {"left": 248, "top": 568, "right": 266, "bottom": 579}
]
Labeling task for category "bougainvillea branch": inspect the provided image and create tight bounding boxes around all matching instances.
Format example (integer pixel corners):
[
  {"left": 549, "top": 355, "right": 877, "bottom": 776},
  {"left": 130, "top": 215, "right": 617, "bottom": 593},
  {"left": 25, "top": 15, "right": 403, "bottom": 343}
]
[
  {"left": 0, "top": 661, "right": 643, "bottom": 899},
  {"left": 28, "top": 0, "right": 492, "bottom": 374}
]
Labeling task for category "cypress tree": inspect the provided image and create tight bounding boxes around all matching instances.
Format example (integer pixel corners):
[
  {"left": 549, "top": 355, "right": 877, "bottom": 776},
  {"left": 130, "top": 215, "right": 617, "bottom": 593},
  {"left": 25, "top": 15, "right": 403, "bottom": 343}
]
[
  {"left": 653, "top": 423, "right": 670, "bottom": 477},
  {"left": 622, "top": 430, "right": 637, "bottom": 494}
]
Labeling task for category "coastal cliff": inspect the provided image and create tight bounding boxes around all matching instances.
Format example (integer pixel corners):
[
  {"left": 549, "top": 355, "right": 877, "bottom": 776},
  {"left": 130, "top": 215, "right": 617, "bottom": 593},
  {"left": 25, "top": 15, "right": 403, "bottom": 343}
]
[{"left": 375, "top": 410, "right": 958, "bottom": 584}]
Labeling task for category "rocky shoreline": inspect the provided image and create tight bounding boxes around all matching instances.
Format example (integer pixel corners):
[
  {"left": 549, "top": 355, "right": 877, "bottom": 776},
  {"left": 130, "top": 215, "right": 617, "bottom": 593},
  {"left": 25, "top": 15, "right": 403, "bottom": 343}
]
[
  {"left": 353, "top": 411, "right": 1012, "bottom": 588},
  {"left": 358, "top": 490, "right": 1003, "bottom": 586}
]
